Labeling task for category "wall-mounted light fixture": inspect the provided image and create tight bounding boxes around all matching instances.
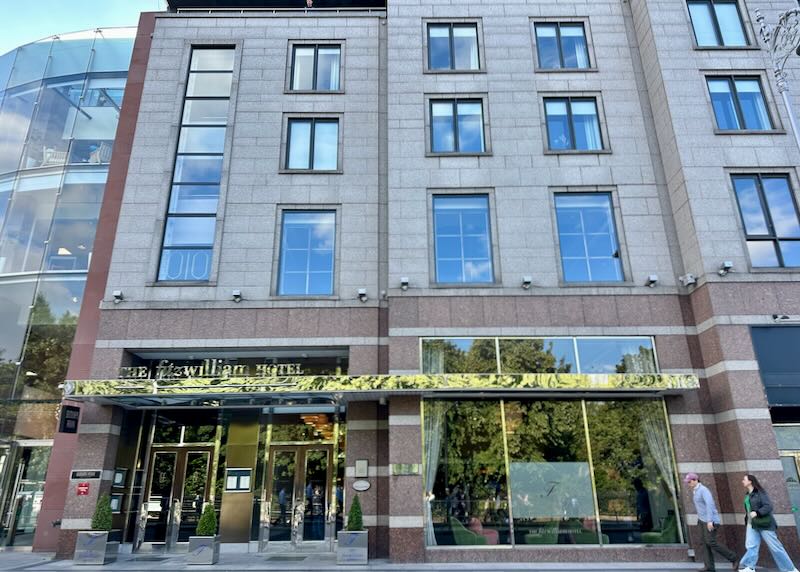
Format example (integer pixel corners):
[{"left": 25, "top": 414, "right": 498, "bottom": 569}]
[
  {"left": 232, "top": 289, "right": 243, "bottom": 303},
  {"left": 645, "top": 275, "right": 659, "bottom": 288},
  {"left": 400, "top": 277, "right": 409, "bottom": 291},
  {"left": 112, "top": 290, "right": 124, "bottom": 304},
  {"left": 358, "top": 288, "right": 368, "bottom": 303},
  {"left": 679, "top": 273, "right": 697, "bottom": 287},
  {"left": 521, "top": 276, "right": 533, "bottom": 290},
  {"left": 718, "top": 261, "right": 733, "bottom": 277}
]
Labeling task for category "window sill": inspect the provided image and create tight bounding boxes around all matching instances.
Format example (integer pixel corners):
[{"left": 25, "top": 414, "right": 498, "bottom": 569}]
[
  {"left": 558, "top": 280, "right": 633, "bottom": 288},
  {"left": 692, "top": 44, "right": 759, "bottom": 51},
  {"left": 146, "top": 280, "right": 216, "bottom": 287},
  {"left": 279, "top": 168, "right": 343, "bottom": 175},
  {"left": 544, "top": 148, "right": 611, "bottom": 155},
  {"left": 534, "top": 67, "right": 599, "bottom": 73},
  {"left": 713, "top": 129, "right": 786, "bottom": 135},
  {"left": 284, "top": 89, "right": 345, "bottom": 95},
  {"left": 423, "top": 68, "right": 486, "bottom": 75},
  {"left": 748, "top": 266, "right": 800, "bottom": 274},
  {"left": 426, "top": 151, "right": 492, "bottom": 158},
  {"left": 269, "top": 295, "right": 340, "bottom": 301},
  {"left": 428, "top": 282, "right": 501, "bottom": 289}
]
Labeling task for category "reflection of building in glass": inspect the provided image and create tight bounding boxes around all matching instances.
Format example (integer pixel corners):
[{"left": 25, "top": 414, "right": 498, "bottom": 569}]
[{"left": 0, "top": 28, "right": 134, "bottom": 548}]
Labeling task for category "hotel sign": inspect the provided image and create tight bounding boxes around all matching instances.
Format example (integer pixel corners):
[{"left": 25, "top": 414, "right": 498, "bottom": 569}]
[
  {"left": 118, "top": 359, "right": 304, "bottom": 381},
  {"left": 64, "top": 372, "right": 699, "bottom": 399}
]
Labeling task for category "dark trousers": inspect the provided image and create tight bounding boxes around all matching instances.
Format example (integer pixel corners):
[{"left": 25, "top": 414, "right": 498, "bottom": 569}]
[{"left": 699, "top": 521, "right": 737, "bottom": 570}]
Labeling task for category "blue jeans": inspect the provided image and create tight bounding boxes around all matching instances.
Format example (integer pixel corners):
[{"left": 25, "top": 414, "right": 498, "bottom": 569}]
[{"left": 739, "top": 524, "right": 797, "bottom": 572}]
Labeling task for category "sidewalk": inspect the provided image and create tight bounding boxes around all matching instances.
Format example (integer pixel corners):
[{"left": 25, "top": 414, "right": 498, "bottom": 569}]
[{"left": 0, "top": 551, "right": 780, "bottom": 572}]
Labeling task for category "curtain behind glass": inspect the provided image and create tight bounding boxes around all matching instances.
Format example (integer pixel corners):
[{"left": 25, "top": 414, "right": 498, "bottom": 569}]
[
  {"left": 424, "top": 401, "right": 446, "bottom": 546},
  {"left": 571, "top": 100, "right": 601, "bottom": 150}
]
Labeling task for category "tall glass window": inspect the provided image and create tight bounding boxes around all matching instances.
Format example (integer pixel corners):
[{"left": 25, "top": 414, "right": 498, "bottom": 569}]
[
  {"left": 555, "top": 194, "right": 623, "bottom": 282},
  {"left": 534, "top": 23, "right": 590, "bottom": 69},
  {"left": 286, "top": 119, "right": 339, "bottom": 171},
  {"left": 430, "top": 99, "right": 485, "bottom": 154},
  {"left": 427, "top": 23, "right": 480, "bottom": 71},
  {"left": 732, "top": 175, "right": 800, "bottom": 267},
  {"left": 423, "top": 398, "right": 683, "bottom": 547},
  {"left": 688, "top": 0, "right": 748, "bottom": 47},
  {"left": 433, "top": 195, "right": 493, "bottom": 284},
  {"left": 707, "top": 77, "right": 772, "bottom": 131},
  {"left": 291, "top": 45, "right": 341, "bottom": 91},
  {"left": 277, "top": 211, "right": 335, "bottom": 296},
  {"left": 544, "top": 98, "right": 602, "bottom": 151},
  {"left": 159, "top": 47, "right": 233, "bottom": 282}
]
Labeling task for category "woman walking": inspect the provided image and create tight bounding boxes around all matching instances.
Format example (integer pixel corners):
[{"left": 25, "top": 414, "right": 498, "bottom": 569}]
[{"left": 737, "top": 474, "right": 799, "bottom": 572}]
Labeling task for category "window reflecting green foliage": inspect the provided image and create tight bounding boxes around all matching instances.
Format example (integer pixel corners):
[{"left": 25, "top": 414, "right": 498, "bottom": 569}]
[
  {"left": 504, "top": 401, "right": 596, "bottom": 544},
  {"left": 423, "top": 399, "right": 682, "bottom": 547},
  {"left": 427, "top": 401, "right": 510, "bottom": 545},
  {"left": 184, "top": 425, "right": 216, "bottom": 443},
  {"left": 499, "top": 339, "right": 576, "bottom": 374},
  {"left": 585, "top": 400, "right": 680, "bottom": 544},
  {"left": 422, "top": 338, "right": 497, "bottom": 374},
  {"left": 154, "top": 422, "right": 181, "bottom": 444}
]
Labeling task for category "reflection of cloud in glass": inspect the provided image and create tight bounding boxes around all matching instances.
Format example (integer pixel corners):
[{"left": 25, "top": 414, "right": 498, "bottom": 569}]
[{"left": 464, "top": 260, "right": 491, "bottom": 281}]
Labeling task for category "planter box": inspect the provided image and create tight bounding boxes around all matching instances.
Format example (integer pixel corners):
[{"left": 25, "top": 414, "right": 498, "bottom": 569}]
[
  {"left": 188, "top": 535, "right": 220, "bottom": 565},
  {"left": 74, "top": 531, "right": 118, "bottom": 565},
  {"left": 337, "top": 530, "right": 368, "bottom": 565}
]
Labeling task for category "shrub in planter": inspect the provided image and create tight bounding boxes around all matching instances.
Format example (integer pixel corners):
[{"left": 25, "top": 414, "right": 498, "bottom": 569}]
[
  {"left": 188, "top": 503, "right": 220, "bottom": 565},
  {"left": 75, "top": 495, "right": 119, "bottom": 565},
  {"left": 337, "top": 494, "right": 368, "bottom": 565}
]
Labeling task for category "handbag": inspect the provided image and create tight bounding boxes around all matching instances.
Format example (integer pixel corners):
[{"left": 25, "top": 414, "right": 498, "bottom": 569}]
[{"left": 751, "top": 514, "right": 773, "bottom": 530}]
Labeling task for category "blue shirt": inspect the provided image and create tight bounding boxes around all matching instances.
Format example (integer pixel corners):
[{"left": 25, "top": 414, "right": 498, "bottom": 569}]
[{"left": 693, "top": 483, "right": 720, "bottom": 524}]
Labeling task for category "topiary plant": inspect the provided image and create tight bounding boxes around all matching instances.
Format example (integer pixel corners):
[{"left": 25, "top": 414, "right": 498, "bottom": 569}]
[
  {"left": 91, "top": 494, "right": 113, "bottom": 531},
  {"left": 346, "top": 494, "right": 363, "bottom": 532},
  {"left": 196, "top": 503, "right": 217, "bottom": 536}
]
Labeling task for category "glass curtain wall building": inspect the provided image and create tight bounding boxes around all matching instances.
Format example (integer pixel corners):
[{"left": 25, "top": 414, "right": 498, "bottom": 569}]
[{"left": 0, "top": 28, "right": 134, "bottom": 547}]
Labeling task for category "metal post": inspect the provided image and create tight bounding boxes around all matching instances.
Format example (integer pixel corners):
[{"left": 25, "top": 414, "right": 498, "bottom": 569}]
[{"left": 755, "top": 8, "right": 800, "bottom": 151}]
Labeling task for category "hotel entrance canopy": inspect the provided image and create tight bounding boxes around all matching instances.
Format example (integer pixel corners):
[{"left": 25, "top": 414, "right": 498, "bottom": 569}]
[{"left": 62, "top": 372, "right": 699, "bottom": 408}]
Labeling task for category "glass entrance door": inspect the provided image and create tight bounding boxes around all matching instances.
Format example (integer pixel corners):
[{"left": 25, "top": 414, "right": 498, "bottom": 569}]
[
  {"left": 143, "top": 448, "right": 212, "bottom": 546},
  {"left": 265, "top": 445, "right": 332, "bottom": 544},
  {"left": 1, "top": 446, "right": 50, "bottom": 547},
  {"left": 780, "top": 453, "right": 800, "bottom": 536}
]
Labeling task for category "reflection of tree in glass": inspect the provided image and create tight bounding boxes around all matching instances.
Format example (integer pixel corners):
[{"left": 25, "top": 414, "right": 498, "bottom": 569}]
[
  {"left": 422, "top": 339, "right": 497, "bottom": 374},
  {"left": 435, "top": 401, "right": 506, "bottom": 522},
  {"left": 183, "top": 453, "right": 209, "bottom": 501},
  {"left": 500, "top": 340, "right": 573, "bottom": 374},
  {"left": 153, "top": 455, "right": 176, "bottom": 496},
  {"left": 505, "top": 401, "right": 586, "bottom": 462},
  {"left": 19, "top": 293, "right": 78, "bottom": 397},
  {"left": 586, "top": 401, "right": 670, "bottom": 521},
  {"left": 615, "top": 346, "right": 655, "bottom": 373}
]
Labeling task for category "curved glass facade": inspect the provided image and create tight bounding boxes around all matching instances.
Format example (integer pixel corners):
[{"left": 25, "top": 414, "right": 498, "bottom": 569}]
[{"left": 0, "top": 28, "right": 134, "bottom": 547}]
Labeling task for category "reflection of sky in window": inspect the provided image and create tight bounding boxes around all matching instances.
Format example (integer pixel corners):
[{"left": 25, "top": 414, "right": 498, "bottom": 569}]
[
  {"left": 431, "top": 102, "right": 455, "bottom": 152},
  {"left": 34, "top": 278, "right": 85, "bottom": 322},
  {"left": 735, "top": 79, "right": 770, "bottom": 130},
  {"left": 733, "top": 177, "right": 769, "bottom": 235},
  {"left": 456, "top": 102, "right": 484, "bottom": 152},
  {"left": 708, "top": 79, "right": 739, "bottom": 129},
  {"left": 279, "top": 212, "right": 335, "bottom": 295},
  {"left": 428, "top": 25, "right": 451, "bottom": 69},
  {"left": 763, "top": 178, "right": 800, "bottom": 238},
  {"left": 535, "top": 24, "right": 560, "bottom": 68},
  {"left": 576, "top": 338, "right": 654, "bottom": 373},
  {"left": 313, "top": 121, "right": 338, "bottom": 170}
]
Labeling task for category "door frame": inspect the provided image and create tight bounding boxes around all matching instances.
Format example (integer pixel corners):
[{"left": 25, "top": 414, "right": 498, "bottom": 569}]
[
  {"left": 263, "top": 443, "right": 335, "bottom": 550},
  {"left": 141, "top": 446, "right": 215, "bottom": 549}
]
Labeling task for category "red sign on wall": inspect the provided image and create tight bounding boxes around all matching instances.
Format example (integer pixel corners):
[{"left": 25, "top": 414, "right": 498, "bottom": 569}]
[{"left": 76, "top": 482, "right": 90, "bottom": 496}]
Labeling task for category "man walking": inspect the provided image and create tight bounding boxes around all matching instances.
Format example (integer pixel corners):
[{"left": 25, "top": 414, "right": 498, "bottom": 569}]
[{"left": 685, "top": 473, "right": 738, "bottom": 571}]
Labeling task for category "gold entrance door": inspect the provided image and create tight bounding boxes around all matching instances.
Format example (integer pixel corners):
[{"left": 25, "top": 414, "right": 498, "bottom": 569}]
[
  {"left": 143, "top": 448, "right": 213, "bottom": 547},
  {"left": 265, "top": 445, "right": 333, "bottom": 545}
]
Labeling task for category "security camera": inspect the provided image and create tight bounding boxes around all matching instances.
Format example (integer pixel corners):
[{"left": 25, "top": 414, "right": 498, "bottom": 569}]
[
  {"left": 679, "top": 273, "right": 697, "bottom": 287},
  {"left": 112, "top": 290, "right": 124, "bottom": 303},
  {"left": 231, "top": 289, "right": 243, "bottom": 303},
  {"left": 357, "top": 288, "right": 368, "bottom": 302},
  {"left": 521, "top": 276, "right": 533, "bottom": 290},
  {"left": 718, "top": 261, "right": 733, "bottom": 276},
  {"left": 400, "top": 277, "right": 409, "bottom": 291},
  {"left": 646, "top": 275, "right": 659, "bottom": 288}
]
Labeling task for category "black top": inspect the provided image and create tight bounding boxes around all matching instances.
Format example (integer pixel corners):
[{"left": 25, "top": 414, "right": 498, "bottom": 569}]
[
  {"left": 167, "top": 0, "right": 386, "bottom": 9},
  {"left": 746, "top": 488, "right": 778, "bottom": 531}
]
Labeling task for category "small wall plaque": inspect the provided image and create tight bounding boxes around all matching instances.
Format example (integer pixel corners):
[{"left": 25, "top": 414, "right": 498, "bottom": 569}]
[
  {"left": 390, "top": 463, "right": 420, "bottom": 476},
  {"left": 352, "top": 480, "right": 371, "bottom": 492},
  {"left": 71, "top": 470, "right": 101, "bottom": 480},
  {"left": 354, "top": 459, "right": 368, "bottom": 478}
]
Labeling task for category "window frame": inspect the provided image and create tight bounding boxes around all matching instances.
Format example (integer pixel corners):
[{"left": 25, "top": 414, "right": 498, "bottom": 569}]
[
  {"left": 541, "top": 94, "right": 609, "bottom": 154},
  {"left": 532, "top": 19, "right": 595, "bottom": 72},
  {"left": 280, "top": 114, "right": 343, "bottom": 173},
  {"left": 424, "top": 94, "right": 491, "bottom": 156},
  {"left": 155, "top": 45, "right": 235, "bottom": 284},
  {"left": 427, "top": 189, "right": 500, "bottom": 287},
  {"left": 686, "top": 0, "right": 753, "bottom": 49},
  {"left": 731, "top": 173, "right": 800, "bottom": 269},
  {"left": 422, "top": 19, "right": 485, "bottom": 74},
  {"left": 704, "top": 72, "right": 782, "bottom": 134},
  {"left": 285, "top": 41, "right": 345, "bottom": 94},
  {"left": 271, "top": 205, "right": 341, "bottom": 299}
]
